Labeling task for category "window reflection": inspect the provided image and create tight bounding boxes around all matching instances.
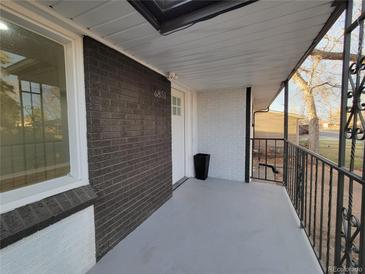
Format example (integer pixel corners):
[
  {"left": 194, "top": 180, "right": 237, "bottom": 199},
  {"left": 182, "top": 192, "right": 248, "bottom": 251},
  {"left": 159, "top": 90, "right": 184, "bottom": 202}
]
[{"left": 0, "top": 20, "right": 70, "bottom": 192}]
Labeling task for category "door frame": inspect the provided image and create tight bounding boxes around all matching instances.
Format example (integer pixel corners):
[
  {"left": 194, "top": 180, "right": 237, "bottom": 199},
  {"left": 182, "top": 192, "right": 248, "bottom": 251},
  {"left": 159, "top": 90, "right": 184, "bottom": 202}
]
[
  {"left": 171, "top": 81, "right": 195, "bottom": 182},
  {"left": 171, "top": 87, "right": 186, "bottom": 184}
]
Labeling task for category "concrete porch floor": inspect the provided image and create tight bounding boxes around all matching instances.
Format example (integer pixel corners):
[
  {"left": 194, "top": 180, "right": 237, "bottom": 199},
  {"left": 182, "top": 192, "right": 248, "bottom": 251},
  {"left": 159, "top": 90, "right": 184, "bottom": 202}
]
[{"left": 88, "top": 178, "right": 321, "bottom": 274}]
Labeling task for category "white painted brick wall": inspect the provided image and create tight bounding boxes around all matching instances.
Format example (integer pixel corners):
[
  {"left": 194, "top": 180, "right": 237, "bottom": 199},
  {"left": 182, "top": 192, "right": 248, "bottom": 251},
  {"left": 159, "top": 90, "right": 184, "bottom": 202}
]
[
  {"left": 0, "top": 206, "right": 96, "bottom": 274},
  {"left": 197, "top": 89, "right": 246, "bottom": 181}
]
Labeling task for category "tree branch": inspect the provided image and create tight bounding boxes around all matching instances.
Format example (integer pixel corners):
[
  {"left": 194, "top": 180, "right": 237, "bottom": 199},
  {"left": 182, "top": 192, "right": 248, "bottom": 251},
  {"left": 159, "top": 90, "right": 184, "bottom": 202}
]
[
  {"left": 309, "top": 81, "right": 341, "bottom": 92},
  {"left": 293, "top": 71, "right": 309, "bottom": 91},
  {"left": 310, "top": 49, "right": 357, "bottom": 62}
]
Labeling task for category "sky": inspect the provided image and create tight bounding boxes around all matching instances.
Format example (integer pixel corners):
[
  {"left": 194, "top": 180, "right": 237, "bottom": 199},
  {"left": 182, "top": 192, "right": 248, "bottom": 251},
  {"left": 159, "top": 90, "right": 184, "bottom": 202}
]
[{"left": 268, "top": 0, "right": 363, "bottom": 122}]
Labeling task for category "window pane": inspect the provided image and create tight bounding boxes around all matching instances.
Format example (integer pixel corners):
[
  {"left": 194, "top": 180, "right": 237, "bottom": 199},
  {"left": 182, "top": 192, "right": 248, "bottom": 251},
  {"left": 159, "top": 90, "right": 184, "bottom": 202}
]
[
  {"left": 21, "top": 80, "right": 30, "bottom": 92},
  {"left": 31, "top": 93, "right": 43, "bottom": 141},
  {"left": 31, "top": 82, "right": 40, "bottom": 93},
  {"left": 0, "top": 20, "right": 70, "bottom": 192}
]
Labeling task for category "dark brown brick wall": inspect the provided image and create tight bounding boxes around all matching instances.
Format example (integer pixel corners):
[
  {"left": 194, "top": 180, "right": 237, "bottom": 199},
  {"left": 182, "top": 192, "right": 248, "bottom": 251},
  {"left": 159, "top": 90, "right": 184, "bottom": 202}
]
[{"left": 83, "top": 37, "right": 172, "bottom": 259}]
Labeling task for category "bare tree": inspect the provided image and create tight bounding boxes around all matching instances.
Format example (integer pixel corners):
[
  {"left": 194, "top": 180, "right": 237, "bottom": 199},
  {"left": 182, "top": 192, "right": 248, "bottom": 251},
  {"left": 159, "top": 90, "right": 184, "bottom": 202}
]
[{"left": 291, "top": 31, "right": 358, "bottom": 152}]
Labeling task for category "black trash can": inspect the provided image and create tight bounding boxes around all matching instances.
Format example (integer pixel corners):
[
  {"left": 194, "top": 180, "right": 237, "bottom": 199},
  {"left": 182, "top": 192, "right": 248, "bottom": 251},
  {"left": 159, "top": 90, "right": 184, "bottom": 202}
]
[{"left": 194, "top": 153, "right": 210, "bottom": 180}]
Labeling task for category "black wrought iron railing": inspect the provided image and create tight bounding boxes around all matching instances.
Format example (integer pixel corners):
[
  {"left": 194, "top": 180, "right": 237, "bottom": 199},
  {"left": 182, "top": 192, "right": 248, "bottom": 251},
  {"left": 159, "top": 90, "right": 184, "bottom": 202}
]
[
  {"left": 251, "top": 137, "right": 364, "bottom": 273},
  {"left": 251, "top": 138, "right": 284, "bottom": 183},
  {"left": 250, "top": 2, "right": 365, "bottom": 273},
  {"left": 286, "top": 141, "right": 364, "bottom": 273}
]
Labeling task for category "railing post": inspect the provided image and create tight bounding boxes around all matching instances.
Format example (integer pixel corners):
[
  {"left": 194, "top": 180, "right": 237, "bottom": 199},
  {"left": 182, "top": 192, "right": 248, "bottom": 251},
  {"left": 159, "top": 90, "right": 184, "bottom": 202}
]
[
  {"left": 283, "top": 80, "right": 289, "bottom": 187},
  {"left": 361, "top": 173, "right": 365, "bottom": 273},
  {"left": 295, "top": 147, "right": 299, "bottom": 210},
  {"left": 359, "top": 2, "right": 365, "bottom": 272},
  {"left": 245, "top": 87, "right": 252, "bottom": 183},
  {"left": 335, "top": 0, "right": 352, "bottom": 268},
  {"left": 300, "top": 149, "right": 305, "bottom": 227}
]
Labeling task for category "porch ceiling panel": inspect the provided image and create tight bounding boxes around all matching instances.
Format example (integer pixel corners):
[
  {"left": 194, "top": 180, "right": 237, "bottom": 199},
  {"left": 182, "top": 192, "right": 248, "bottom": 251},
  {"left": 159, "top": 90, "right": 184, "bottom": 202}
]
[{"left": 37, "top": 0, "right": 337, "bottom": 110}]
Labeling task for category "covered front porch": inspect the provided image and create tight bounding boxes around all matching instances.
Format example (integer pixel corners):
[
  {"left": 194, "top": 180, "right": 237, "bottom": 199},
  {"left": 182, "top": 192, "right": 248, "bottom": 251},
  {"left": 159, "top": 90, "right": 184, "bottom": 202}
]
[
  {"left": 88, "top": 178, "right": 321, "bottom": 274},
  {"left": 1, "top": 1, "right": 364, "bottom": 273}
]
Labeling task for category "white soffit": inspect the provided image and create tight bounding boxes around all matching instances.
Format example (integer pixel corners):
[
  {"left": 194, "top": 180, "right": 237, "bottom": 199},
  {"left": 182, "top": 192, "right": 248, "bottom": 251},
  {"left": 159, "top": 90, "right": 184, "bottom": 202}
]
[{"left": 35, "top": 0, "right": 336, "bottom": 109}]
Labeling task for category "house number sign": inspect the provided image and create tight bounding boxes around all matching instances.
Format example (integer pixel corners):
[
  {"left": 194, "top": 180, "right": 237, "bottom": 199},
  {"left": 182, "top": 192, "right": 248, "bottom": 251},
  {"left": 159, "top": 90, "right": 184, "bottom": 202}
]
[{"left": 154, "top": 89, "right": 167, "bottom": 99}]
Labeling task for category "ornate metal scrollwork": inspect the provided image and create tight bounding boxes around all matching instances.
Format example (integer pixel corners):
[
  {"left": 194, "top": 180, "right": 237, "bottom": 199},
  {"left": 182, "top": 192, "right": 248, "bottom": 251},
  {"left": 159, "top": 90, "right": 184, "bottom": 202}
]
[
  {"left": 344, "top": 21, "right": 365, "bottom": 141},
  {"left": 345, "top": 15, "right": 365, "bottom": 140},
  {"left": 340, "top": 207, "right": 361, "bottom": 267},
  {"left": 340, "top": 14, "right": 364, "bottom": 272},
  {"left": 344, "top": 65, "right": 365, "bottom": 140}
]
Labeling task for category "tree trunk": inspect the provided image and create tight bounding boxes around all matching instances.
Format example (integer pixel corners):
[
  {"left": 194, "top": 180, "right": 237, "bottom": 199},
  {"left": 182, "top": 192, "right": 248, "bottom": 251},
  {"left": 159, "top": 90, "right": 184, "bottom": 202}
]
[
  {"left": 293, "top": 72, "right": 320, "bottom": 153},
  {"left": 290, "top": 50, "right": 350, "bottom": 152},
  {"left": 303, "top": 90, "right": 319, "bottom": 153}
]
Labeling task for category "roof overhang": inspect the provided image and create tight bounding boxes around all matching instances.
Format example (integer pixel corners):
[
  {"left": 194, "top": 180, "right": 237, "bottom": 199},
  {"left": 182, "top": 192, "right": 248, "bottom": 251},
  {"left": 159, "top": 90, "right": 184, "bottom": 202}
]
[{"left": 1, "top": 0, "right": 345, "bottom": 111}]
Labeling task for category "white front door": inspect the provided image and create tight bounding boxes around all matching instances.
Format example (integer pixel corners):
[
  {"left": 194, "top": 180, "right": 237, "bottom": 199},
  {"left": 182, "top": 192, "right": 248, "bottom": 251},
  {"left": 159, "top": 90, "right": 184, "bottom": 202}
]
[{"left": 171, "top": 89, "right": 185, "bottom": 184}]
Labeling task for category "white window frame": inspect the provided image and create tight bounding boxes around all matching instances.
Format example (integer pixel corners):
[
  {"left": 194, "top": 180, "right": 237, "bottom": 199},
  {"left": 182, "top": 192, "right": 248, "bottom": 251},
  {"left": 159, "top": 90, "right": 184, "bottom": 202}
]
[{"left": 0, "top": 3, "right": 89, "bottom": 213}]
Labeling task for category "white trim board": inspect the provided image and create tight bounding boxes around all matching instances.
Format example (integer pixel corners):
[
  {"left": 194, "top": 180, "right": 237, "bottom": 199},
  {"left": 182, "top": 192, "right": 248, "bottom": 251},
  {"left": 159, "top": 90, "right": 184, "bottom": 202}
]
[
  {"left": 171, "top": 88, "right": 186, "bottom": 183},
  {"left": 171, "top": 82, "right": 196, "bottom": 178},
  {"left": 0, "top": 3, "right": 89, "bottom": 213}
]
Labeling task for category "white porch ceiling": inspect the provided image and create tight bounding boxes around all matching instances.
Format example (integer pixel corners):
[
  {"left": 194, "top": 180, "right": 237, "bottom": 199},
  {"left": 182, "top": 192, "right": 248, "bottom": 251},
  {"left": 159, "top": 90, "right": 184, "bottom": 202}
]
[{"left": 37, "top": 0, "right": 337, "bottom": 110}]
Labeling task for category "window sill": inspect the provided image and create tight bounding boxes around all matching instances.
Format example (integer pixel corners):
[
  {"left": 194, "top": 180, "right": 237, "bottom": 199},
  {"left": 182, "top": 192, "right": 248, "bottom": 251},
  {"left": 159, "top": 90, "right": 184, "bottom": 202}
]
[
  {"left": 0, "top": 184, "right": 97, "bottom": 249},
  {"left": 0, "top": 175, "right": 89, "bottom": 214}
]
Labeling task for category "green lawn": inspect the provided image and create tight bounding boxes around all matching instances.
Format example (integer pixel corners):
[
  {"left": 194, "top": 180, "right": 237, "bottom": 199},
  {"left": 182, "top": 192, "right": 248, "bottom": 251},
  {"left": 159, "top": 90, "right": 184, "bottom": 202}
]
[{"left": 319, "top": 139, "right": 363, "bottom": 171}]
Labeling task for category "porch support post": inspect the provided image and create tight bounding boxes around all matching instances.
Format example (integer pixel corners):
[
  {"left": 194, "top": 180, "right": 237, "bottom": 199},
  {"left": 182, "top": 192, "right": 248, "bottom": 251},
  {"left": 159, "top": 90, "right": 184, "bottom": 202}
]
[
  {"left": 359, "top": 2, "right": 365, "bottom": 271},
  {"left": 361, "top": 141, "right": 365, "bottom": 271},
  {"left": 245, "top": 87, "right": 252, "bottom": 183},
  {"left": 283, "top": 80, "right": 289, "bottom": 186},
  {"left": 334, "top": 0, "right": 352, "bottom": 267},
  {"left": 361, "top": 141, "right": 365, "bottom": 272}
]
